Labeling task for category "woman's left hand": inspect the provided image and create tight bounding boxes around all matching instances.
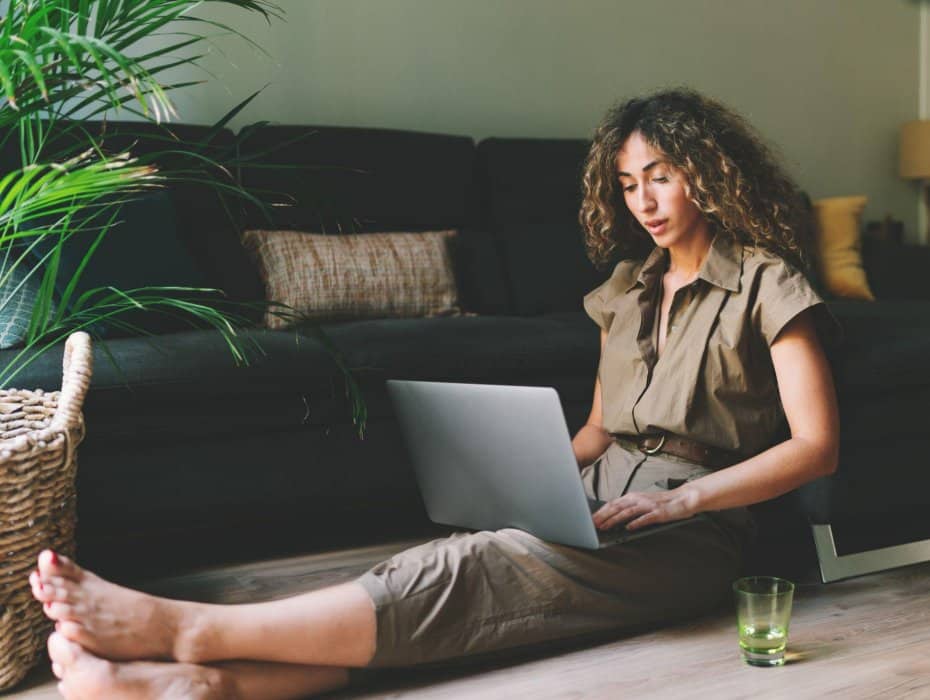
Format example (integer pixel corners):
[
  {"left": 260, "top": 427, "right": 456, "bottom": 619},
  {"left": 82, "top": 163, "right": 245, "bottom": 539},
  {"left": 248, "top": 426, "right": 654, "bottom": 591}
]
[{"left": 592, "top": 487, "right": 699, "bottom": 531}]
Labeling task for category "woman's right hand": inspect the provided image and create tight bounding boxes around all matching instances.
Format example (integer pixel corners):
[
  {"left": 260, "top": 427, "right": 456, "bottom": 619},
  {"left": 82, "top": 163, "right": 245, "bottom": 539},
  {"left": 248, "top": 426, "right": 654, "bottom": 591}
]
[{"left": 592, "top": 487, "right": 700, "bottom": 531}]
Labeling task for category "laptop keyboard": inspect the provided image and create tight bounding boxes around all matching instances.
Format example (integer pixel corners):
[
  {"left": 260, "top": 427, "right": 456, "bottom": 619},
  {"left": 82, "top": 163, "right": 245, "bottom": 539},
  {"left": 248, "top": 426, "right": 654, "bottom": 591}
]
[{"left": 587, "top": 498, "right": 607, "bottom": 513}]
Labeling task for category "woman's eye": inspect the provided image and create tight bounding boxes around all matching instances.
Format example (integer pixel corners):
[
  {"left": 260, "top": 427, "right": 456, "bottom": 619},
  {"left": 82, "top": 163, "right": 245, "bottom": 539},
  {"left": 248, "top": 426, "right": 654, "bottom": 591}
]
[
  {"left": 653, "top": 176, "right": 669, "bottom": 183},
  {"left": 623, "top": 184, "right": 636, "bottom": 193}
]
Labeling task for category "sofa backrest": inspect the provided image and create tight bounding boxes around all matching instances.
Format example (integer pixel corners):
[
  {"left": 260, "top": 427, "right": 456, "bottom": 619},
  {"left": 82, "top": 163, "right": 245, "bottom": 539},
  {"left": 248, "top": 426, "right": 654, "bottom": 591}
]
[
  {"left": 476, "top": 138, "right": 608, "bottom": 315},
  {"left": 92, "top": 121, "right": 265, "bottom": 305},
  {"left": 0, "top": 120, "right": 264, "bottom": 328},
  {"left": 236, "top": 124, "right": 478, "bottom": 232},
  {"left": 3, "top": 122, "right": 612, "bottom": 320},
  {"left": 235, "top": 124, "right": 513, "bottom": 314}
]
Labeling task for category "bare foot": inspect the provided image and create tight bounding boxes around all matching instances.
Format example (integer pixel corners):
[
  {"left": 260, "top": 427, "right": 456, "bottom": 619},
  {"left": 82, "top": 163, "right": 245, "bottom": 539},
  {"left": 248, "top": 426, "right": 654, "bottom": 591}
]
[
  {"left": 30, "top": 550, "right": 205, "bottom": 663},
  {"left": 48, "top": 632, "right": 230, "bottom": 700}
]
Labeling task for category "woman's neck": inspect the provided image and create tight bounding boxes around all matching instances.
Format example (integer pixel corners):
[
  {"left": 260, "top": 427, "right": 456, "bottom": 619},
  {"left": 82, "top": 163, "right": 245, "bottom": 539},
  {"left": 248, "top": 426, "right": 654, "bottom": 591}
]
[{"left": 665, "top": 230, "right": 714, "bottom": 280}]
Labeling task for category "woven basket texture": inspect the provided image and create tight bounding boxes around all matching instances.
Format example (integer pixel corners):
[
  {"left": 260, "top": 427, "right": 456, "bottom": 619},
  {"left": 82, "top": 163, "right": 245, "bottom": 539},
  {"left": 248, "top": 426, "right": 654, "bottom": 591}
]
[{"left": 0, "top": 332, "right": 92, "bottom": 691}]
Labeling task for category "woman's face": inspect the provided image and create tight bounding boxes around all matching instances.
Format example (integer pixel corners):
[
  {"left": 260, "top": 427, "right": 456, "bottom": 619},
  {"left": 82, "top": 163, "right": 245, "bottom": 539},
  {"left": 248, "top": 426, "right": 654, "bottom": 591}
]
[{"left": 616, "top": 131, "right": 709, "bottom": 249}]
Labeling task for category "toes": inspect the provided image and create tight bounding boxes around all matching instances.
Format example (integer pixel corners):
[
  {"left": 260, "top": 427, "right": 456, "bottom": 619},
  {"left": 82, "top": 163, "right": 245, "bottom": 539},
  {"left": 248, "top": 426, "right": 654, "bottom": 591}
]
[
  {"left": 29, "top": 571, "right": 48, "bottom": 601},
  {"left": 42, "top": 578, "right": 79, "bottom": 603},
  {"left": 48, "top": 633, "right": 115, "bottom": 700},
  {"left": 56, "top": 620, "right": 88, "bottom": 646},
  {"left": 37, "top": 550, "right": 57, "bottom": 575},
  {"left": 37, "top": 550, "right": 82, "bottom": 582},
  {"left": 48, "top": 632, "right": 80, "bottom": 667},
  {"left": 42, "top": 601, "right": 74, "bottom": 620},
  {"left": 31, "top": 575, "right": 73, "bottom": 604}
]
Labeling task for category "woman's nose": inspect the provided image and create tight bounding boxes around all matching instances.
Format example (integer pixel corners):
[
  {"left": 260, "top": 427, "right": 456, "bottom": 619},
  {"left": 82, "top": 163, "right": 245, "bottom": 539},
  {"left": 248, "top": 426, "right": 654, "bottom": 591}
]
[{"left": 635, "top": 186, "right": 656, "bottom": 213}]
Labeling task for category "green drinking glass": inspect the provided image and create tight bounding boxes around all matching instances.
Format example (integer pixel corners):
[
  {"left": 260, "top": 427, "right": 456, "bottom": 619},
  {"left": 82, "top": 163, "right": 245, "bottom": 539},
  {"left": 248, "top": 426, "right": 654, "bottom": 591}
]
[{"left": 733, "top": 576, "right": 795, "bottom": 667}]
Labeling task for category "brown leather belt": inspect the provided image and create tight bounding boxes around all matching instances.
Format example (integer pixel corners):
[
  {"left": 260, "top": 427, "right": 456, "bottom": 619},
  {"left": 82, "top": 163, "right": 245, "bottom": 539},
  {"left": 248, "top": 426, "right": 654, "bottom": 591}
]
[{"left": 611, "top": 432, "right": 740, "bottom": 469}]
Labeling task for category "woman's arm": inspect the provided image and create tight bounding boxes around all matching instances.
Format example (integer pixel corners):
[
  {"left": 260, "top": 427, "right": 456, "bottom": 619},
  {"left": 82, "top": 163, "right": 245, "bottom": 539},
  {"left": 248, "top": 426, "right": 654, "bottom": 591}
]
[
  {"left": 592, "top": 310, "right": 839, "bottom": 531},
  {"left": 573, "top": 330, "right": 614, "bottom": 468}
]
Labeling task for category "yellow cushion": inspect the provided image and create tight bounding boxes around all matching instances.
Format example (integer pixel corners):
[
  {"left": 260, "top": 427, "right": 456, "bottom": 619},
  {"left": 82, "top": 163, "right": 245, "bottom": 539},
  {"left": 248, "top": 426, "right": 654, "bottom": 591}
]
[{"left": 812, "top": 195, "right": 875, "bottom": 300}]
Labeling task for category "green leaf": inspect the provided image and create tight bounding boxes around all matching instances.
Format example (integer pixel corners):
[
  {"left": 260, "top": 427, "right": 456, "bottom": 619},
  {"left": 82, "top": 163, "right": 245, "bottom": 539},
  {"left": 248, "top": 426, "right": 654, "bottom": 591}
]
[
  {"left": 0, "top": 54, "right": 19, "bottom": 108},
  {"left": 11, "top": 49, "right": 50, "bottom": 100},
  {"left": 0, "top": 0, "right": 363, "bottom": 427},
  {"left": 55, "top": 202, "right": 122, "bottom": 316}
]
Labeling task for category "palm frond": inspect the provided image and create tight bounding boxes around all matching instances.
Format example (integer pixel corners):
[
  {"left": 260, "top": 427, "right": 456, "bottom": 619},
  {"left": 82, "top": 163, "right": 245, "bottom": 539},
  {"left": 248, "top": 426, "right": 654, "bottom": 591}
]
[
  {"left": 0, "top": 0, "right": 366, "bottom": 431},
  {"left": 0, "top": 0, "right": 282, "bottom": 136}
]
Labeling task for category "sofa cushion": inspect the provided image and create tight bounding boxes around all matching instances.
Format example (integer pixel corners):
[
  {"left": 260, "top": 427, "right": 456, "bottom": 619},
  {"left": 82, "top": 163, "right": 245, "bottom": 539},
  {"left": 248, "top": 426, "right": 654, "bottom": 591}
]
[
  {"left": 500, "top": 221, "right": 607, "bottom": 315},
  {"left": 812, "top": 195, "right": 874, "bottom": 300},
  {"left": 1, "top": 313, "right": 599, "bottom": 442},
  {"left": 4, "top": 120, "right": 265, "bottom": 309},
  {"left": 242, "top": 229, "right": 461, "bottom": 327},
  {"left": 448, "top": 229, "right": 513, "bottom": 315},
  {"left": 43, "top": 190, "right": 211, "bottom": 336},
  {"left": 862, "top": 239, "right": 930, "bottom": 301},
  {"left": 92, "top": 121, "right": 265, "bottom": 306},
  {"left": 0, "top": 328, "right": 335, "bottom": 392},
  {"left": 0, "top": 328, "right": 344, "bottom": 448},
  {"left": 801, "top": 439, "right": 930, "bottom": 522},
  {"left": 477, "top": 138, "right": 590, "bottom": 226},
  {"left": 0, "top": 120, "right": 261, "bottom": 330},
  {"left": 0, "top": 264, "right": 45, "bottom": 349},
  {"left": 235, "top": 124, "right": 512, "bottom": 315},
  {"left": 828, "top": 300, "right": 930, "bottom": 397},
  {"left": 237, "top": 124, "right": 480, "bottom": 232},
  {"left": 476, "top": 138, "right": 608, "bottom": 314},
  {"left": 327, "top": 311, "right": 598, "bottom": 382}
]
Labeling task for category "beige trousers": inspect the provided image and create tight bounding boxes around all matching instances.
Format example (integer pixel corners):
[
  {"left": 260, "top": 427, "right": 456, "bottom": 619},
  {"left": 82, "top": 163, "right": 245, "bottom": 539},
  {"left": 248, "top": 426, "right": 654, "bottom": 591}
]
[{"left": 355, "top": 440, "right": 756, "bottom": 669}]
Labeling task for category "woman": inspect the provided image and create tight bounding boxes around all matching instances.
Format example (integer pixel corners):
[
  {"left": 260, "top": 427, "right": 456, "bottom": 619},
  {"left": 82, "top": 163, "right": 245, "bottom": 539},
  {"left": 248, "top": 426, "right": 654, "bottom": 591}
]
[{"left": 29, "top": 88, "right": 839, "bottom": 699}]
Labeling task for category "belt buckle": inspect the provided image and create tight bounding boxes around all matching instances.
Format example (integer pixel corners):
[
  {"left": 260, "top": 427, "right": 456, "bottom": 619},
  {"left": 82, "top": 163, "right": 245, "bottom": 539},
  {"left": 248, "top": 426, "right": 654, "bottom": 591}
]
[{"left": 640, "top": 433, "right": 666, "bottom": 455}]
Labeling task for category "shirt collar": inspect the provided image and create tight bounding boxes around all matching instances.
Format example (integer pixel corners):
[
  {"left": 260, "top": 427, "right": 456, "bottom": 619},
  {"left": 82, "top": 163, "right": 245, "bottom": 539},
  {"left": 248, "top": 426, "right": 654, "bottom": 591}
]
[
  {"left": 625, "top": 244, "right": 667, "bottom": 293},
  {"left": 625, "top": 233, "right": 743, "bottom": 293},
  {"left": 698, "top": 233, "right": 743, "bottom": 292}
]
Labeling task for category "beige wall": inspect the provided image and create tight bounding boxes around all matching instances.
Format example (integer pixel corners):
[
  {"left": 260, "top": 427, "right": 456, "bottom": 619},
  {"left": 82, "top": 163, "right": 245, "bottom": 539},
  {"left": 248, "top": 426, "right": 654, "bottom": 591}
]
[{"left": 166, "top": 0, "right": 920, "bottom": 239}]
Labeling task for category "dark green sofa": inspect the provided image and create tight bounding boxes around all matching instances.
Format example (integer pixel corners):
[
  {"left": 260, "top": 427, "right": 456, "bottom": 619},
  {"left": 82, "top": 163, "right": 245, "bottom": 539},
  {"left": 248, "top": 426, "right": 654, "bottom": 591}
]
[{"left": 4, "top": 122, "right": 929, "bottom": 583}]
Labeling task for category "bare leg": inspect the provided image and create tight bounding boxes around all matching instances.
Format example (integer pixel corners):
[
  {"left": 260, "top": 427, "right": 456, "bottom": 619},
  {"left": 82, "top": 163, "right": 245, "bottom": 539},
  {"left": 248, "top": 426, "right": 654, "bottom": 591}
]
[
  {"left": 32, "top": 550, "right": 377, "bottom": 667},
  {"left": 48, "top": 632, "right": 351, "bottom": 700}
]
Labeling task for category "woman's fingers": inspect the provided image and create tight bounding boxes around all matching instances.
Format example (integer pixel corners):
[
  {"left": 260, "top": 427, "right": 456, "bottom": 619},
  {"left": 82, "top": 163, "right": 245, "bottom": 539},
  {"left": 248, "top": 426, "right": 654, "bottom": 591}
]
[
  {"left": 593, "top": 498, "right": 630, "bottom": 526},
  {"left": 594, "top": 493, "right": 672, "bottom": 530},
  {"left": 606, "top": 505, "right": 660, "bottom": 530},
  {"left": 595, "top": 497, "right": 647, "bottom": 529},
  {"left": 625, "top": 510, "right": 661, "bottom": 530}
]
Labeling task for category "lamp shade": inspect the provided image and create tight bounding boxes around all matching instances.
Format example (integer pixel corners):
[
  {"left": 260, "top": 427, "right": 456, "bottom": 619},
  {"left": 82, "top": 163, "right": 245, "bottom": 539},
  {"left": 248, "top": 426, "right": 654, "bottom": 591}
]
[{"left": 900, "top": 120, "right": 930, "bottom": 179}]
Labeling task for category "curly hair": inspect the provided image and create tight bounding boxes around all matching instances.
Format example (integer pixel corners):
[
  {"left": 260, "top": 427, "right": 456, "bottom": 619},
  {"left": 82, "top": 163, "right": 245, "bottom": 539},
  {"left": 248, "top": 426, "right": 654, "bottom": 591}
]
[{"left": 579, "top": 88, "right": 812, "bottom": 271}]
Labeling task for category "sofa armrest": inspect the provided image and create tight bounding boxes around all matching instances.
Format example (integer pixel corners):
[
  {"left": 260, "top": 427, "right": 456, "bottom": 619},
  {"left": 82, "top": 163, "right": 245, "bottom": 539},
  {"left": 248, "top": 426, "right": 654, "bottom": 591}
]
[{"left": 864, "top": 238, "right": 930, "bottom": 300}]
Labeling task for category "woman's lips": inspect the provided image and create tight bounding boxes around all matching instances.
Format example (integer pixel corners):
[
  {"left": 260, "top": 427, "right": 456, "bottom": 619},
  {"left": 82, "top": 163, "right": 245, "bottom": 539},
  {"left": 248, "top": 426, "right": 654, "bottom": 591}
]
[{"left": 645, "top": 219, "right": 668, "bottom": 234}]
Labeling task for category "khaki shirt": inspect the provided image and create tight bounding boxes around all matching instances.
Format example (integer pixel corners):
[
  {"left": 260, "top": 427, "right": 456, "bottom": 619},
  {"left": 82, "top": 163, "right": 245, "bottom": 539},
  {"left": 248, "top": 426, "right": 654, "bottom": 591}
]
[{"left": 583, "top": 233, "right": 835, "bottom": 458}]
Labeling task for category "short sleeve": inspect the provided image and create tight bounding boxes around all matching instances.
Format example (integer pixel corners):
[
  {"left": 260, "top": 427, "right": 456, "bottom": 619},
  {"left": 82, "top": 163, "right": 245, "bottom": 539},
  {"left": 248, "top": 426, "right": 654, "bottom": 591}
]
[
  {"left": 583, "top": 260, "right": 640, "bottom": 332},
  {"left": 752, "top": 257, "right": 842, "bottom": 349}
]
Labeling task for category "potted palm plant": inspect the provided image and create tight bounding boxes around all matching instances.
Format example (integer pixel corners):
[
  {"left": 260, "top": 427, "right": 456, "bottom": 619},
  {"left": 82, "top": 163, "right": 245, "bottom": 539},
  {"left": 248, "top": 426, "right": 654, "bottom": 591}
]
[
  {"left": 0, "top": 0, "right": 287, "bottom": 372},
  {"left": 0, "top": 0, "right": 352, "bottom": 689}
]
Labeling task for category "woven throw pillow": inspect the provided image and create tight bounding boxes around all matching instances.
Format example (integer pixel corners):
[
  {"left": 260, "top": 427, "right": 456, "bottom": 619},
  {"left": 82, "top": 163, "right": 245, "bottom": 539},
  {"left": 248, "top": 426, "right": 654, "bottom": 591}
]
[
  {"left": 242, "top": 229, "right": 462, "bottom": 328},
  {"left": 812, "top": 195, "right": 875, "bottom": 300}
]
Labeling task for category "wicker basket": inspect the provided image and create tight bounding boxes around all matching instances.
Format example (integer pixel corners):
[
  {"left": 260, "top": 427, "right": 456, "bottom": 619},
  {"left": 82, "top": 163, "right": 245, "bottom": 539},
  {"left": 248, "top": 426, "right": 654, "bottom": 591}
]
[{"left": 0, "top": 332, "right": 92, "bottom": 691}]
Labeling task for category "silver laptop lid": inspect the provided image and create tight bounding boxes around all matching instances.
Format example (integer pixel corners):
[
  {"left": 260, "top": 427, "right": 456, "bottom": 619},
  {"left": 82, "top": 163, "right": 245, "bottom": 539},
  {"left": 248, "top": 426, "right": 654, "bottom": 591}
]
[{"left": 386, "top": 380, "right": 602, "bottom": 548}]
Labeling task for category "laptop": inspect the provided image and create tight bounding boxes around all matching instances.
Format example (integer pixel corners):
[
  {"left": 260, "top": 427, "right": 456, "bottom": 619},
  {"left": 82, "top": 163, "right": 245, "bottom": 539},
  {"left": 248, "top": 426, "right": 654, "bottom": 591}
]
[{"left": 386, "top": 379, "right": 704, "bottom": 549}]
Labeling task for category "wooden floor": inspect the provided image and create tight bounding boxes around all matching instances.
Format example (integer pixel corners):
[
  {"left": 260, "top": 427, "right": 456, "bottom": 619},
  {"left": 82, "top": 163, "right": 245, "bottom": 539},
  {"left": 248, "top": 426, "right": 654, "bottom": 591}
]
[{"left": 8, "top": 537, "right": 930, "bottom": 699}]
